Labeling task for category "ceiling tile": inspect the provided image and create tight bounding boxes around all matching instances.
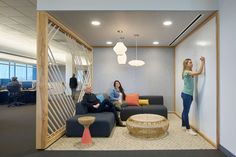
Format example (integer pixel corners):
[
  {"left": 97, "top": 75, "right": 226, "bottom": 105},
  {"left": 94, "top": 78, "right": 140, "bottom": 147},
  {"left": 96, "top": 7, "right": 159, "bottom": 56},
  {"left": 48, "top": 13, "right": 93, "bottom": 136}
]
[
  {"left": 6, "top": 23, "right": 33, "bottom": 33},
  {"left": 2, "top": 0, "right": 34, "bottom": 7},
  {"left": 15, "top": 6, "right": 36, "bottom": 18},
  {"left": 0, "top": 6, "right": 24, "bottom": 16},
  {"left": 0, "top": 16, "right": 18, "bottom": 24},
  {"left": 10, "top": 16, "right": 35, "bottom": 25},
  {"left": 0, "top": 1, "right": 7, "bottom": 6},
  {"left": 28, "top": 0, "right": 36, "bottom": 6}
]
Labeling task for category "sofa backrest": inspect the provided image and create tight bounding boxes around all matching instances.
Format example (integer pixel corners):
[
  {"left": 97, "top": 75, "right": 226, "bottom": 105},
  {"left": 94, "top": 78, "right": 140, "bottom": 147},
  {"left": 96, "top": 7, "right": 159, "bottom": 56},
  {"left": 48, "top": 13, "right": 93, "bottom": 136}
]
[
  {"left": 139, "top": 96, "right": 163, "bottom": 105},
  {"left": 75, "top": 102, "right": 88, "bottom": 115}
]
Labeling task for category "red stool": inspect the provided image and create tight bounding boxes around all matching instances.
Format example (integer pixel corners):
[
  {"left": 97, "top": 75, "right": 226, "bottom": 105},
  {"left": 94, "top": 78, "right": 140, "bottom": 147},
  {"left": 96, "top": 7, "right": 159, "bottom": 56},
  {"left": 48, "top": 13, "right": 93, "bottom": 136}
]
[{"left": 78, "top": 116, "right": 95, "bottom": 145}]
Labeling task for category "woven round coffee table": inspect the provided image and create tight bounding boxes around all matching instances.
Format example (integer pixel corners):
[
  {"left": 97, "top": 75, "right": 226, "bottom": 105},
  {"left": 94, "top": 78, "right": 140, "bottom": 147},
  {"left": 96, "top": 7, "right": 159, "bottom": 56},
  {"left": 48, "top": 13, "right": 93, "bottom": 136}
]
[{"left": 126, "top": 114, "right": 169, "bottom": 138}]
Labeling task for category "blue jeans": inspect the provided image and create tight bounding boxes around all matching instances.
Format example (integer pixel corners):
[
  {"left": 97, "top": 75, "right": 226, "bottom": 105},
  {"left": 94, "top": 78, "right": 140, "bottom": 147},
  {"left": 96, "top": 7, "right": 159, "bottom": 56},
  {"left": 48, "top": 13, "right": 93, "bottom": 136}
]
[
  {"left": 181, "top": 92, "right": 193, "bottom": 129},
  {"left": 89, "top": 99, "right": 119, "bottom": 124}
]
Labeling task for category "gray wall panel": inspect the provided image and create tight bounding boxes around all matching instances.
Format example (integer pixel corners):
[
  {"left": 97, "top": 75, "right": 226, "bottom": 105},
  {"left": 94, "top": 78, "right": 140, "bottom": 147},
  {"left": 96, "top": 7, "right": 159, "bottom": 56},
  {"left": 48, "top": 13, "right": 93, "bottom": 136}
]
[{"left": 93, "top": 47, "right": 174, "bottom": 111}]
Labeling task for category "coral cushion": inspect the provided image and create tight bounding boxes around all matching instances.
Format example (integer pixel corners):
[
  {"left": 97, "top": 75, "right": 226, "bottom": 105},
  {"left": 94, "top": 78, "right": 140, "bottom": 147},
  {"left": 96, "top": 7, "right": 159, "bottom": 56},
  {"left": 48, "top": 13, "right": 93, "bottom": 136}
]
[{"left": 125, "top": 93, "right": 139, "bottom": 106}]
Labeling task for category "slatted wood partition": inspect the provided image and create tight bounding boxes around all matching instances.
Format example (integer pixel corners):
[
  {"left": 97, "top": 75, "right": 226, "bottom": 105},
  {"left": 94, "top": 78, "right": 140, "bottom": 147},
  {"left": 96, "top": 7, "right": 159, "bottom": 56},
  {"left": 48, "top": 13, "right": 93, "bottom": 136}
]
[{"left": 36, "top": 11, "right": 93, "bottom": 149}]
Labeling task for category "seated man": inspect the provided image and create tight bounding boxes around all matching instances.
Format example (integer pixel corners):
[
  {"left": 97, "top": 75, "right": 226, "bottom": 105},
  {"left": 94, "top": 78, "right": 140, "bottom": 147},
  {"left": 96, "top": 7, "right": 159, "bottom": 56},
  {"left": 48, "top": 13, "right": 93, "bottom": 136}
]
[
  {"left": 7, "top": 77, "right": 23, "bottom": 107},
  {"left": 81, "top": 85, "right": 125, "bottom": 127}
]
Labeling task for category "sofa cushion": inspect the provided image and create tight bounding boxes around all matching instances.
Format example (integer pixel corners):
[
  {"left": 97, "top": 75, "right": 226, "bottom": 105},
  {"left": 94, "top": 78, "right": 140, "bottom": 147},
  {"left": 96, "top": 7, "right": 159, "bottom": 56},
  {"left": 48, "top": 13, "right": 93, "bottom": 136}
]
[
  {"left": 142, "top": 105, "right": 168, "bottom": 118},
  {"left": 125, "top": 93, "right": 139, "bottom": 106},
  {"left": 75, "top": 102, "right": 88, "bottom": 115},
  {"left": 139, "top": 96, "right": 163, "bottom": 105},
  {"left": 120, "top": 106, "right": 142, "bottom": 121},
  {"left": 66, "top": 112, "right": 115, "bottom": 137}
]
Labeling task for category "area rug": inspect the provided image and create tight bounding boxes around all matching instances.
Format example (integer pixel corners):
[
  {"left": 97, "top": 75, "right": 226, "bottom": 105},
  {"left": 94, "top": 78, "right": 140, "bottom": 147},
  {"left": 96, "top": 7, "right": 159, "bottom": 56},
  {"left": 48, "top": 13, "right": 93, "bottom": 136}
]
[{"left": 47, "top": 114, "right": 215, "bottom": 150}]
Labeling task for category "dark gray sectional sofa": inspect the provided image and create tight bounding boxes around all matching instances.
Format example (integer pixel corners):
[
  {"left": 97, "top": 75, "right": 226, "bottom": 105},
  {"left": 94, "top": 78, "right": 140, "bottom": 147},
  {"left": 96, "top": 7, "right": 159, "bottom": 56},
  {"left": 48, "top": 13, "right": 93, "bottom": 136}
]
[
  {"left": 66, "top": 102, "right": 115, "bottom": 137},
  {"left": 66, "top": 95, "right": 167, "bottom": 137},
  {"left": 120, "top": 96, "right": 168, "bottom": 121}
]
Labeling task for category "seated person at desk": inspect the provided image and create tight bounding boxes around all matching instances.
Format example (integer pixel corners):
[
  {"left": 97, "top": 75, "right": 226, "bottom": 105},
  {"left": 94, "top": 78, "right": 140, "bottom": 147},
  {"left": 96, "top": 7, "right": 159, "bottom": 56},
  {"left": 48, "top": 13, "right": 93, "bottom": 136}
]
[
  {"left": 6, "top": 77, "right": 23, "bottom": 107},
  {"left": 82, "top": 85, "right": 125, "bottom": 127}
]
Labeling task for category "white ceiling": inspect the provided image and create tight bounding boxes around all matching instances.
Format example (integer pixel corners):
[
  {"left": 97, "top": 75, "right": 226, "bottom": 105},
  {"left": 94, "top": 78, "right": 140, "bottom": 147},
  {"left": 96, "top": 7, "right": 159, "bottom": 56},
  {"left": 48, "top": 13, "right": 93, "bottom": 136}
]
[
  {"left": 50, "top": 11, "right": 214, "bottom": 47},
  {"left": 0, "top": 0, "right": 214, "bottom": 60},
  {"left": 0, "top": 0, "right": 37, "bottom": 58},
  {"left": 0, "top": 0, "right": 68, "bottom": 64}
]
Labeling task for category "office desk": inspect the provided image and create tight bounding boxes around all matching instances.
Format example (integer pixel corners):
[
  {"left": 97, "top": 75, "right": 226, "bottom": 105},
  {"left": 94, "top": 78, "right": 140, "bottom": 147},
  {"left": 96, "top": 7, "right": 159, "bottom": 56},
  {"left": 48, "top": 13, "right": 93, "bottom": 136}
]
[
  {"left": 0, "top": 90, "right": 9, "bottom": 104},
  {"left": 0, "top": 89, "right": 36, "bottom": 104}
]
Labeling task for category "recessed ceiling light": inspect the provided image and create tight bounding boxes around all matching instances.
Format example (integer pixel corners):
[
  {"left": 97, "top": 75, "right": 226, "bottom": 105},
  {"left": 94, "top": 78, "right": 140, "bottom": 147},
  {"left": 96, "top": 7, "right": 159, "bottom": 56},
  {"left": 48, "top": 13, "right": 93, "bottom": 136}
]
[
  {"left": 91, "top": 21, "right": 101, "bottom": 26},
  {"left": 153, "top": 41, "right": 159, "bottom": 45},
  {"left": 163, "top": 21, "right": 172, "bottom": 26},
  {"left": 106, "top": 41, "right": 113, "bottom": 45}
]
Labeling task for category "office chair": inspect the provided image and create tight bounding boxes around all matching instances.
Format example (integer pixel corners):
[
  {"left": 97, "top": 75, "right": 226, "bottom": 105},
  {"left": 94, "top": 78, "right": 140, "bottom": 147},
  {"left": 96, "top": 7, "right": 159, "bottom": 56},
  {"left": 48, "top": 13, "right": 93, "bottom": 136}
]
[{"left": 7, "top": 84, "right": 24, "bottom": 107}]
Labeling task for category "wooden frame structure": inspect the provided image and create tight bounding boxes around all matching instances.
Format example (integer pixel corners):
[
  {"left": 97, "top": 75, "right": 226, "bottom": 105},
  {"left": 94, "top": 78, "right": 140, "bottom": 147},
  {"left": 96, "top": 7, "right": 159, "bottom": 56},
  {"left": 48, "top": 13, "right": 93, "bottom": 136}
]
[
  {"left": 36, "top": 11, "right": 219, "bottom": 150},
  {"left": 36, "top": 11, "right": 93, "bottom": 149}
]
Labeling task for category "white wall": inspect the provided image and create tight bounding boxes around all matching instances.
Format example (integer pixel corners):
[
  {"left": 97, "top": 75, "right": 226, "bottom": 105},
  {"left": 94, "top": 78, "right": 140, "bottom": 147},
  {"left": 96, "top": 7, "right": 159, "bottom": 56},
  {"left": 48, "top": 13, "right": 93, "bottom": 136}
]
[
  {"left": 93, "top": 47, "right": 174, "bottom": 111},
  {"left": 175, "top": 17, "right": 217, "bottom": 144},
  {"left": 219, "top": 0, "right": 236, "bottom": 155}
]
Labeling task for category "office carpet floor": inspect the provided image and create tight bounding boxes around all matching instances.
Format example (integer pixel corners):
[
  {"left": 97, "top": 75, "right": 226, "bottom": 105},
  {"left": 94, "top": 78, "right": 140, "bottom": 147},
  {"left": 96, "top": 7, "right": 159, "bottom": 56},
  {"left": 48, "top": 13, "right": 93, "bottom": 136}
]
[
  {"left": 0, "top": 104, "right": 227, "bottom": 157},
  {"left": 47, "top": 114, "right": 214, "bottom": 150}
]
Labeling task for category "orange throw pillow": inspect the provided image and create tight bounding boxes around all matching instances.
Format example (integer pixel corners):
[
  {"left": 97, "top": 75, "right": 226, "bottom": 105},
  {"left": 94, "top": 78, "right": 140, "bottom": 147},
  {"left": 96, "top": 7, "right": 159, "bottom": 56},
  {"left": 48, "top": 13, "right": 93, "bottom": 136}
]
[{"left": 125, "top": 93, "right": 139, "bottom": 106}]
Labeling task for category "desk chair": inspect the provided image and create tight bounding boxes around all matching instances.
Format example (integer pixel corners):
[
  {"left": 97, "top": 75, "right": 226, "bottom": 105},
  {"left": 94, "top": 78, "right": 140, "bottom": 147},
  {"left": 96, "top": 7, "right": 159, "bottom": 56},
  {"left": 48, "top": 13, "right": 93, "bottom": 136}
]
[{"left": 7, "top": 85, "right": 24, "bottom": 107}]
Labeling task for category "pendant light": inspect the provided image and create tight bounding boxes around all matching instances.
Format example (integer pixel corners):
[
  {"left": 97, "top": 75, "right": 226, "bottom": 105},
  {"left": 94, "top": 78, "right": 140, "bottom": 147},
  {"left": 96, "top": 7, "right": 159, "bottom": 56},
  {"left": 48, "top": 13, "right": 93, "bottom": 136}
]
[{"left": 128, "top": 34, "right": 145, "bottom": 66}]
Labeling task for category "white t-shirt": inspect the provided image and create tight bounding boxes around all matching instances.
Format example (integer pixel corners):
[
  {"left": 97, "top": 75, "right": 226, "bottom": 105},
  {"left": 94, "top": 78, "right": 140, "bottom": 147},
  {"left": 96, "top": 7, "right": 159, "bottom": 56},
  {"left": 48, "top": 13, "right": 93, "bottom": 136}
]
[{"left": 118, "top": 93, "right": 123, "bottom": 103}]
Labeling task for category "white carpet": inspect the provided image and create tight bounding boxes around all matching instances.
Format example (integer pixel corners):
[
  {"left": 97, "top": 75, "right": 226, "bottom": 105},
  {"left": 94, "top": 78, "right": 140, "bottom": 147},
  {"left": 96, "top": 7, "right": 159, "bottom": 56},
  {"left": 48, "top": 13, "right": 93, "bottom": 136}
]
[{"left": 47, "top": 114, "right": 215, "bottom": 150}]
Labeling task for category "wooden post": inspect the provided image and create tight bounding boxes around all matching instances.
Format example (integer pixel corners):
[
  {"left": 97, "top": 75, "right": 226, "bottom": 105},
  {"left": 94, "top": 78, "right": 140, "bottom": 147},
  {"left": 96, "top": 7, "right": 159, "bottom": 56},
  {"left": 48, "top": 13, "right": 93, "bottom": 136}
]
[{"left": 36, "top": 11, "right": 49, "bottom": 149}]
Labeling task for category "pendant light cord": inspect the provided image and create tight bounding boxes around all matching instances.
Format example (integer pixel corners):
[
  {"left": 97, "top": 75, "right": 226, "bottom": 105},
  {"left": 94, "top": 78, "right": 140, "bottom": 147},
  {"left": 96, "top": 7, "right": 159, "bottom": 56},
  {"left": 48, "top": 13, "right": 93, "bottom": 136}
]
[{"left": 135, "top": 34, "right": 139, "bottom": 60}]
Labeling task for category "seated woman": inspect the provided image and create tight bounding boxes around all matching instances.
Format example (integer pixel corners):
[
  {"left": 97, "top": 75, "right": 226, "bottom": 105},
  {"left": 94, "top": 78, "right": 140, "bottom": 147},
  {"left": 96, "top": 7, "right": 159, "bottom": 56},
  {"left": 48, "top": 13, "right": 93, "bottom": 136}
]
[{"left": 109, "top": 80, "right": 126, "bottom": 111}]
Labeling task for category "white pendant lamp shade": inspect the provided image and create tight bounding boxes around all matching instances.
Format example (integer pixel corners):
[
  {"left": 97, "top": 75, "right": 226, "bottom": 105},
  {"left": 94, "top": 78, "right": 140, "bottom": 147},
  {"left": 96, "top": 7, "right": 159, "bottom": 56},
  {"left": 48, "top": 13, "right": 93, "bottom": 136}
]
[
  {"left": 128, "top": 60, "right": 145, "bottom": 66},
  {"left": 113, "top": 41, "right": 127, "bottom": 55},
  {"left": 117, "top": 53, "right": 127, "bottom": 64},
  {"left": 129, "top": 34, "right": 145, "bottom": 67}
]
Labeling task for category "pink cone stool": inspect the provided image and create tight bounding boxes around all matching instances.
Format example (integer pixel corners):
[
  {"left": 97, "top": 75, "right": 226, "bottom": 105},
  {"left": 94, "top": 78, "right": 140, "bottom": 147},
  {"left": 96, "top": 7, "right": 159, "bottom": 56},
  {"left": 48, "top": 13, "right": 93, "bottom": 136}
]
[{"left": 78, "top": 116, "right": 95, "bottom": 145}]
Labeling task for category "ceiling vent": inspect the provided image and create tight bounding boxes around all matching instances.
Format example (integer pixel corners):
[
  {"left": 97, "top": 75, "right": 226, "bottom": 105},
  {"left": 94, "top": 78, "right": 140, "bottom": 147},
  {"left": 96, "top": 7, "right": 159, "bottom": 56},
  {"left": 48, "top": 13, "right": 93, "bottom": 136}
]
[{"left": 169, "top": 14, "right": 203, "bottom": 46}]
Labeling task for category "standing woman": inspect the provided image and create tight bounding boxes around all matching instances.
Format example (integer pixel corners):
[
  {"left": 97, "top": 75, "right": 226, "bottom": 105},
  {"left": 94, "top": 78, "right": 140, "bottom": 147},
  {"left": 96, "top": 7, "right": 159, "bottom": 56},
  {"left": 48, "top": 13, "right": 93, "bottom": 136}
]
[
  {"left": 110, "top": 80, "right": 126, "bottom": 110},
  {"left": 181, "top": 56, "right": 205, "bottom": 135}
]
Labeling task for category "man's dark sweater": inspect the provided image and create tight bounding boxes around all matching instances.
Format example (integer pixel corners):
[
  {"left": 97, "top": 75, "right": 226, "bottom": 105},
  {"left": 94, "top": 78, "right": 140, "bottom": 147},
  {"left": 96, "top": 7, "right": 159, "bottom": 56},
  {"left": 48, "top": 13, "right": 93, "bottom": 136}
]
[
  {"left": 81, "top": 93, "right": 100, "bottom": 111},
  {"left": 81, "top": 92, "right": 121, "bottom": 125},
  {"left": 69, "top": 77, "right": 78, "bottom": 88}
]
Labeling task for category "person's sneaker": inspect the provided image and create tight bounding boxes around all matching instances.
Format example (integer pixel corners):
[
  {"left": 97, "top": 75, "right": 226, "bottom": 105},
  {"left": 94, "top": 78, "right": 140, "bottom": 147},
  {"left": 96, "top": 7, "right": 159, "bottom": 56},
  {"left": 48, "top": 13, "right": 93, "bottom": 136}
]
[
  {"left": 186, "top": 129, "right": 197, "bottom": 136},
  {"left": 117, "top": 120, "right": 126, "bottom": 127},
  {"left": 181, "top": 126, "right": 186, "bottom": 130}
]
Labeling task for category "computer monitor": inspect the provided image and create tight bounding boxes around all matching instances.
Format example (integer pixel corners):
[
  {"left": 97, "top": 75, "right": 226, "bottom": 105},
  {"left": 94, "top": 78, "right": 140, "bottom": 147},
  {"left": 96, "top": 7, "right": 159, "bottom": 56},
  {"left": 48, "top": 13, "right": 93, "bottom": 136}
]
[
  {"left": 21, "top": 81, "right": 32, "bottom": 89},
  {"left": 0, "top": 79, "right": 11, "bottom": 88}
]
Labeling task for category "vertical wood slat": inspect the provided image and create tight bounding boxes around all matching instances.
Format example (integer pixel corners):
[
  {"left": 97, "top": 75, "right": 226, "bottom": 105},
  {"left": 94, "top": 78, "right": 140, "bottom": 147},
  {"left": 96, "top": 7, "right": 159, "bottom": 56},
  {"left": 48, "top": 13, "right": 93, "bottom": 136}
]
[
  {"left": 36, "top": 11, "right": 49, "bottom": 149},
  {"left": 36, "top": 12, "right": 93, "bottom": 150},
  {"left": 215, "top": 11, "right": 220, "bottom": 149}
]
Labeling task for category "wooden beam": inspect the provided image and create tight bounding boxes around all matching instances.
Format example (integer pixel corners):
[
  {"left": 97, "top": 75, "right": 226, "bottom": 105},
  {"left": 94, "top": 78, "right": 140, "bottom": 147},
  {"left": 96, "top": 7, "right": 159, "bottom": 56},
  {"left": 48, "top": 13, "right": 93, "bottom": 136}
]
[
  {"left": 215, "top": 11, "right": 220, "bottom": 149},
  {"left": 173, "top": 47, "right": 176, "bottom": 112},
  {"left": 36, "top": 11, "right": 49, "bottom": 149},
  {"left": 46, "top": 127, "right": 65, "bottom": 148},
  {"left": 47, "top": 13, "right": 93, "bottom": 52},
  {"left": 93, "top": 46, "right": 174, "bottom": 48}
]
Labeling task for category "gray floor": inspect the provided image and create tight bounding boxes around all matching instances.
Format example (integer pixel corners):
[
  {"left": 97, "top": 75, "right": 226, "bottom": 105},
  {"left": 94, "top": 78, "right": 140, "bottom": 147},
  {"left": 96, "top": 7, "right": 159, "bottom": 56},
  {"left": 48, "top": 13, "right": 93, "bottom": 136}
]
[{"left": 0, "top": 104, "right": 227, "bottom": 157}]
